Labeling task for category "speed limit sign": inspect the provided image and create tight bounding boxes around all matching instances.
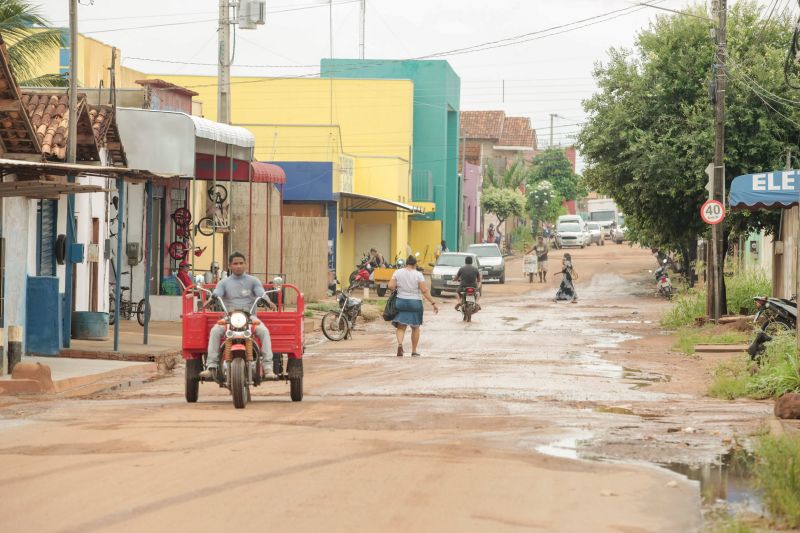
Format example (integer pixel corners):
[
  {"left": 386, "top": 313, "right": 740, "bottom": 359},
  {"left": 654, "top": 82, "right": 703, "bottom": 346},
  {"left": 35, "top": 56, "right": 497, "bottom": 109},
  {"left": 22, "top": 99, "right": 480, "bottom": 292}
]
[{"left": 701, "top": 199, "right": 725, "bottom": 225}]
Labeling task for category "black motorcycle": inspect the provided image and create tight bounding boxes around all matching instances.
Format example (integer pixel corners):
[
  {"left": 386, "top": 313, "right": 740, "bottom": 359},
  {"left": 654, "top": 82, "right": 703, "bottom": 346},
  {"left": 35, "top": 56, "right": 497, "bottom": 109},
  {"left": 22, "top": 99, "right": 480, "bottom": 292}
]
[
  {"left": 321, "top": 288, "right": 363, "bottom": 341},
  {"left": 747, "top": 295, "right": 797, "bottom": 359}
]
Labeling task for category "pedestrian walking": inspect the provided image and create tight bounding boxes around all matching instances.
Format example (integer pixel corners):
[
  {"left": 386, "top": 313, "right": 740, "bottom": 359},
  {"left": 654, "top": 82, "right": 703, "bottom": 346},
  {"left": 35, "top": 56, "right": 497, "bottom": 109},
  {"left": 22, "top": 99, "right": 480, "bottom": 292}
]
[
  {"left": 387, "top": 255, "right": 438, "bottom": 357},
  {"left": 554, "top": 253, "right": 578, "bottom": 303}
]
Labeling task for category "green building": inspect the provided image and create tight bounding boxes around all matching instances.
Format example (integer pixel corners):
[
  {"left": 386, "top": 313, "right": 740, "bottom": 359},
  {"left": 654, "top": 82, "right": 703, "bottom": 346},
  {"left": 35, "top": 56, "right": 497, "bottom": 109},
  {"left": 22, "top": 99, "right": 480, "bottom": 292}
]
[{"left": 321, "top": 59, "right": 462, "bottom": 247}]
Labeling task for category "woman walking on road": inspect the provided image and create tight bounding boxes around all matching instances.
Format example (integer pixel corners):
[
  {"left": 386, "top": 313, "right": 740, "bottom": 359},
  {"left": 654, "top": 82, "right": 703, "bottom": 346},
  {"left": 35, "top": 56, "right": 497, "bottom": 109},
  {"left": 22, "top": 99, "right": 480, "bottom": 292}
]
[
  {"left": 554, "top": 253, "right": 578, "bottom": 303},
  {"left": 388, "top": 255, "right": 439, "bottom": 357}
]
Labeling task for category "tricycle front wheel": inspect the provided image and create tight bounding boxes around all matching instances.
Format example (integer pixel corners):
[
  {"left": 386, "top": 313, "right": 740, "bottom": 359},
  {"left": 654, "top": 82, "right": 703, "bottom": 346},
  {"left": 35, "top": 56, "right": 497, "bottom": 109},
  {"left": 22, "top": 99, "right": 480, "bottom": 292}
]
[
  {"left": 185, "top": 359, "right": 202, "bottom": 403},
  {"left": 231, "top": 358, "right": 248, "bottom": 409}
]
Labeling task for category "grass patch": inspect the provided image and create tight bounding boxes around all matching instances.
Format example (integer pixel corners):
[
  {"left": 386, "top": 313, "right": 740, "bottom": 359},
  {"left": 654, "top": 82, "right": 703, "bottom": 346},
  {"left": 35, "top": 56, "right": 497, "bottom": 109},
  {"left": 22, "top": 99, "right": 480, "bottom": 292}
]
[
  {"left": 708, "top": 333, "right": 800, "bottom": 400},
  {"left": 303, "top": 309, "right": 313, "bottom": 318},
  {"left": 726, "top": 269, "right": 771, "bottom": 315},
  {"left": 661, "top": 270, "right": 772, "bottom": 329},
  {"left": 661, "top": 289, "right": 706, "bottom": 328},
  {"left": 675, "top": 326, "right": 749, "bottom": 355},
  {"left": 746, "top": 333, "right": 800, "bottom": 399},
  {"left": 306, "top": 302, "right": 339, "bottom": 313},
  {"left": 754, "top": 434, "right": 800, "bottom": 528},
  {"left": 709, "top": 358, "right": 751, "bottom": 399}
]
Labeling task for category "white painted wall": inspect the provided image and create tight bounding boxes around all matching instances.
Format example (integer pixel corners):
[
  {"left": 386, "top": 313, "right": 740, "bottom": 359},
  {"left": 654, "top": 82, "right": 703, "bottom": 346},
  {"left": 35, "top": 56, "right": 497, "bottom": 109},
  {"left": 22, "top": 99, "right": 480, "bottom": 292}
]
[{"left": 3, "top": 196, "right": 33, "bottom": 354}]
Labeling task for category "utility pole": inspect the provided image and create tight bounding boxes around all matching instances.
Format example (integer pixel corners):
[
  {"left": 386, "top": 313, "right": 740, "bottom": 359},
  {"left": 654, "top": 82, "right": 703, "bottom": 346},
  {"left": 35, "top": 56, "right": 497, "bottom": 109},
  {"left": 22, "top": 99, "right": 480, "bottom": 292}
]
[
  {"left": 217, "top": 0, "right": 232, "bottom": 124},
  {"left": 709, "top": 0, "right": 727, "bottom": 321},
  {"left": 359, "top": 0, "right": 365, "bottom": 59},
  {"left": 67, "top": 0, "right": 78, "bottom": 164},
  {"left": 549, "top": 114, "right": 555, "bottom": 147}
]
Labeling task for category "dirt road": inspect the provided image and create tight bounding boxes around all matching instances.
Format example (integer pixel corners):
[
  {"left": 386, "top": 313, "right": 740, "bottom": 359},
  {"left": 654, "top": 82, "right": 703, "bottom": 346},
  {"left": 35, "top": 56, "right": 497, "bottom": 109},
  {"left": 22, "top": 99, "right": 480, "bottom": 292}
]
[{"left": 0, "top": 243, "right": 770, "bottom": 532}]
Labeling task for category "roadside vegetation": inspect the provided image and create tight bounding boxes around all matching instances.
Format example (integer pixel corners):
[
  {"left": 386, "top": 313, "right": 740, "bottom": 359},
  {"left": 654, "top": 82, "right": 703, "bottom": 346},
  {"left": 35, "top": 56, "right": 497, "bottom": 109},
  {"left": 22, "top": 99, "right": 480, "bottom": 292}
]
[
  {"left": 661, "top": 270, "right": 771, "bottom": 329},
  {"left": 709, "top": 333, "right": 800, "bottom": 400},
  {"left": 675, "top": 327, "right": 749, "bottom": 355},
  {"left": 754, "top": 433, "right": 800, "bottom": 528}
]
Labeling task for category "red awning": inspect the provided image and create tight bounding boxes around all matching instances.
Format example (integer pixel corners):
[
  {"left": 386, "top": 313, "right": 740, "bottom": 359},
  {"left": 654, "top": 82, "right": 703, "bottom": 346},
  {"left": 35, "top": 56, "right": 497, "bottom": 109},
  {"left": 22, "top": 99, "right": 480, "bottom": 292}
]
[{"left": 251, "top": 162, "right": 286, "bottom": 184}]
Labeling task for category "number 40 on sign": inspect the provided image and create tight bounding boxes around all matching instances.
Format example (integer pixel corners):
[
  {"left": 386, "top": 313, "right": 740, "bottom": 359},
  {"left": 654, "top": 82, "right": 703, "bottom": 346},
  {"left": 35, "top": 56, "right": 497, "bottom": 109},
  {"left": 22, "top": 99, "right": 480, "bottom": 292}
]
[{"left": 701, "top": 199, "right": 725, "bottom": 225}]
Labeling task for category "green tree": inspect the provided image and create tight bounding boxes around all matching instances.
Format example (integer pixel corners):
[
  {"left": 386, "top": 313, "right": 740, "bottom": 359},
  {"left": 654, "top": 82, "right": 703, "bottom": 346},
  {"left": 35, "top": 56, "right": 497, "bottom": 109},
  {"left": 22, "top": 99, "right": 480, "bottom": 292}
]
[
  {"left": 0, "top": 0, "right": 65, "bottom": 86},
  {"left": 526, "top": 180, "right": 565, "bottom": 235},
  {"left": 527, "top": 148, "right": 584, "bottom": 200},
  {"left": 577, "top": 1, "right": 800, "bottom": 287},
  {"left": 483, "top": 157, "right": 528, "bottom": 190},
  {"left": 480, "top": 186, "right": 525, "bottom": 240}
]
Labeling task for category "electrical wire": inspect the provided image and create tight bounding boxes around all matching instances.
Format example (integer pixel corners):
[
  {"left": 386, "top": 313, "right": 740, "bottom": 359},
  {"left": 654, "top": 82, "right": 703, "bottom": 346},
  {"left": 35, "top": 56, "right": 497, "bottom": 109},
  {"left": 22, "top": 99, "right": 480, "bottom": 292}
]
[
  {"left": 81, "top": 18, "right": 217, "bottom": 35},
  {"left": 177, "top": 2, "right": 669, "bottom": 90}
]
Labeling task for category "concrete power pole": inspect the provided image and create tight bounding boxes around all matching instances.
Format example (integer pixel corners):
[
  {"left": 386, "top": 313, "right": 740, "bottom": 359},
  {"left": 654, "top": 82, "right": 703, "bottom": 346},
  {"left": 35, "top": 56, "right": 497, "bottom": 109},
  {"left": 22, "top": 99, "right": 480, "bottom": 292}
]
[
  {"left": 217, "top": 0, "right": 232, "bottom": 124},
  {"left": 709, "top": 0, "right": 727, "bottom": 321},
  {"left": 359, "top": 0, "right": 366, "bottom": 59},
  {"left": 67, "top": 0, "right": 78, "bottom": 164}
]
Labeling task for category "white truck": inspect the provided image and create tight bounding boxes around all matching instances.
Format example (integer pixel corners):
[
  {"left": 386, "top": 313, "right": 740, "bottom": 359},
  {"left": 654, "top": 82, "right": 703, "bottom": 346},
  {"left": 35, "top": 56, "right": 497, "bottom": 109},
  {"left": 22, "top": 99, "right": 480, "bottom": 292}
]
[{"left": 587, "top": 198, "right": 619, "bottom": 237}]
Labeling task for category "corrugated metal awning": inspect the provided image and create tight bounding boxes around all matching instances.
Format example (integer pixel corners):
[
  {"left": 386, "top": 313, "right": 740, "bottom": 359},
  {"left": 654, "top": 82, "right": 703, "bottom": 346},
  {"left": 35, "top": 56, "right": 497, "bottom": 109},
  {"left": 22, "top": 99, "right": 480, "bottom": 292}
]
[
  {"left": 0, "top": 158, "right": 179, "bottom": 182},
  {"left": 336, "top": 192, "right": 422, "bottom": 213},
  {"left": 251, "top": 162, "right": 286, "bottom": 184},
  {"left": 189, "top": 115, "right": 254, "bottom": 148}
]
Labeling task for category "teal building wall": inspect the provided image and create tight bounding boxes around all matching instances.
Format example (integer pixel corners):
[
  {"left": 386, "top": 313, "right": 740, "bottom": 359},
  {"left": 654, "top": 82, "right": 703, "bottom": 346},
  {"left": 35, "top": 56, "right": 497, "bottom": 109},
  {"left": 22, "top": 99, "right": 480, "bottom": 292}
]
[{"left": 321, "top": 59, "right": 462, "bottom": 248}]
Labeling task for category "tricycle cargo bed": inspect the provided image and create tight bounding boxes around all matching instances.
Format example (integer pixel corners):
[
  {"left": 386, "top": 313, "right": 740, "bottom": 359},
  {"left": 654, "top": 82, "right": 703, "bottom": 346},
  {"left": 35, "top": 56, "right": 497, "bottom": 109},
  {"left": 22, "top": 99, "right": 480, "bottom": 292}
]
[{"left": 181, "top": 283, "right": 305, "bottom": 360}]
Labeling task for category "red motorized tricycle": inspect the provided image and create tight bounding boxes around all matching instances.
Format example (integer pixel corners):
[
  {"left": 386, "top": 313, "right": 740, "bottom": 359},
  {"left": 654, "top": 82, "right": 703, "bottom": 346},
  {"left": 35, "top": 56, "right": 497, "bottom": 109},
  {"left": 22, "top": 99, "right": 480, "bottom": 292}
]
[{"left": 181, "top": 277, "right": 305, "bottom": 408}]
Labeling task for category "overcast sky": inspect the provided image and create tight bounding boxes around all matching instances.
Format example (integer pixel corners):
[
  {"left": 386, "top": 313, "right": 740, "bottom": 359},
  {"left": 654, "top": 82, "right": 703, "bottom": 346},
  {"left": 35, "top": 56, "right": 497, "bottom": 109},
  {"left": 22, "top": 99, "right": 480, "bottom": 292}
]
[{"left": 36, "top": 0, "right": 796, "bottom": 154}]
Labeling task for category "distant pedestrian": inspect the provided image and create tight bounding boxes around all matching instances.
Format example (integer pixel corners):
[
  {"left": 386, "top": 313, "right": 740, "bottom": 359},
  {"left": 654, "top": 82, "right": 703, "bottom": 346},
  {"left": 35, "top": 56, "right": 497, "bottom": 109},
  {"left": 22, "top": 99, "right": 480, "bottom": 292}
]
[
  {"left": 387, "top": 255, "right": 439, "bottom": 357},
  {"left": 530, "top": 236, "right": 549, "bottom": 282},
  {"left": 486, "top": 223, "right": 495, "bottom": 244},
  {"left": 435, "top": 240, "right": 448, "bottom": 260},
  {"left": 176, "top": 261, "right": 193, "bottom": 290}
]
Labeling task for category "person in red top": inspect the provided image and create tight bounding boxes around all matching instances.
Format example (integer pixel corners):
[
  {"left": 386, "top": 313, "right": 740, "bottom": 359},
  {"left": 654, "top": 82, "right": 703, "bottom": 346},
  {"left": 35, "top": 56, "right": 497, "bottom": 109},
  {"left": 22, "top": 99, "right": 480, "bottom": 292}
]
[{"left": 177, "top": 261, "right": 193, "bottom": 290}]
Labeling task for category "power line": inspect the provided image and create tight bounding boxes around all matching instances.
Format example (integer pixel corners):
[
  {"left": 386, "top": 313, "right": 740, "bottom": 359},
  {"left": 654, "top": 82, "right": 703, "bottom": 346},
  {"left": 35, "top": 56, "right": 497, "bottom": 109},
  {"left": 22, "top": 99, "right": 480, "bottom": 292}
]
[
  {"left": 177, "top": 2, "right": 670, "bottom": 90},
  {"left": 81, "top": 18, "right": 217, "bottom": 35}
]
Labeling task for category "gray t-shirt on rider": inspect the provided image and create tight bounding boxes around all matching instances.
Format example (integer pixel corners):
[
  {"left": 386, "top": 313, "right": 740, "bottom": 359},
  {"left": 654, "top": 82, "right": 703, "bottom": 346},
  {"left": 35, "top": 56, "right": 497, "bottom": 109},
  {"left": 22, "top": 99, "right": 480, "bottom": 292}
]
[{"left": 213, "top": 273, "right": 264, "bottom": 311}]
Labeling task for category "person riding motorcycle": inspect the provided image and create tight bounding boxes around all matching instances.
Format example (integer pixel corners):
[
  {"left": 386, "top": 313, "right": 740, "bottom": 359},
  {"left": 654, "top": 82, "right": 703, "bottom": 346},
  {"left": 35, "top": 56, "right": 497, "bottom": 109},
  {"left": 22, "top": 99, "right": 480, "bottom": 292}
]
[
  {"left": 453, "top": 255, "right": 482, "bottom": 312},
  {"left": 199, "top": 251, "right": 277, "bottom": 380}
]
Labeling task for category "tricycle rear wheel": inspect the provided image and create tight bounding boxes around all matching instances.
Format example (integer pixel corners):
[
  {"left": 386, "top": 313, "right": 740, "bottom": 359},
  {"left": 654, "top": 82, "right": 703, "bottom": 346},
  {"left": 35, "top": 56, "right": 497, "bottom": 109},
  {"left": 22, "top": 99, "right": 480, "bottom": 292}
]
[
  {"left": 290, "top": 376, "right": 303, "bottom": 402},
  {"left": 185, "top": 359, "right": 201, "bottom": 403}
]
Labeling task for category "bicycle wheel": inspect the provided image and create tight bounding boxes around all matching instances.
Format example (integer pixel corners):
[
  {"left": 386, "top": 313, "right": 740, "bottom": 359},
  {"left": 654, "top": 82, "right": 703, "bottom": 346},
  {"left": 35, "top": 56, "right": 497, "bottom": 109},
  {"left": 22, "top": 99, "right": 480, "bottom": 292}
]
[
  {"left": 136, "top": 299, "right": 150, "bottom": 327},
  {"left": 196, "top": 217, "right": 215, "bottom": 236},
  {"left": 171, "top": 207, "right": 192, "bottom": 227},
  {"left": 208, "top": 184, "right": 228, "bottom": 203},
  {"left": 168, "top": 241, "right": 188, "bottom": 260}
]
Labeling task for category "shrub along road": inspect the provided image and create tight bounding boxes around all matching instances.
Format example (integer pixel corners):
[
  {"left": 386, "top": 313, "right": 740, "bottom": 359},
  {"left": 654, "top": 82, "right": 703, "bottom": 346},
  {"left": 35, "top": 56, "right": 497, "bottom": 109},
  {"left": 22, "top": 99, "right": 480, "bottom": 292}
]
[{"left": 0, "top": 242, "right": 773, "bottom": 532}]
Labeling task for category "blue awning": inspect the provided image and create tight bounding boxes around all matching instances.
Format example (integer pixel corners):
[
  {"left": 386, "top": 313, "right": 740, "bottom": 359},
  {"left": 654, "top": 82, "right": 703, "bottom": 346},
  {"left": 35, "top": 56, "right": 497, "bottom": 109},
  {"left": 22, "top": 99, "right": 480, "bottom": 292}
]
[{"left": 729, "top": 170, "right": 799, "bottom": 211}]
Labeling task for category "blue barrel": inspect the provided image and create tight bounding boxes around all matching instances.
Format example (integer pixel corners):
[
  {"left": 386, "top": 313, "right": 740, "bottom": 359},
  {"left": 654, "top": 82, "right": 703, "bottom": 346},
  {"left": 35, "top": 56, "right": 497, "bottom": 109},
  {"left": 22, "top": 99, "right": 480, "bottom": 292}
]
[{"left": 71, "top": 312, "right": 109, "bottom": 340}]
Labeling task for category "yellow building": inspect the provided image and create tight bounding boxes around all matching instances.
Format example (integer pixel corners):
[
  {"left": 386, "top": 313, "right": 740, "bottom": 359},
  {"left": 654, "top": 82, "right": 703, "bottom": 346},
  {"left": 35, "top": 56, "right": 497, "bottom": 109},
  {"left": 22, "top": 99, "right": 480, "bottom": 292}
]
[
  {"left": 23, "top": 30, "right": 145, "bottom": 88},
  {"left": 158, "top": 74, "right": 419, "bottom": 284}
]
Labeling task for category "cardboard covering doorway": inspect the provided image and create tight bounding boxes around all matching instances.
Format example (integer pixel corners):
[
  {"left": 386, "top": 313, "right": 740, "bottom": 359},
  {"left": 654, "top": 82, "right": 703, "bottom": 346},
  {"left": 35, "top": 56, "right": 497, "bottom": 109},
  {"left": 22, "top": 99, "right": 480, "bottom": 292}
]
[{"left": 355, "top": 224, "right": 391, "bottom": 267}]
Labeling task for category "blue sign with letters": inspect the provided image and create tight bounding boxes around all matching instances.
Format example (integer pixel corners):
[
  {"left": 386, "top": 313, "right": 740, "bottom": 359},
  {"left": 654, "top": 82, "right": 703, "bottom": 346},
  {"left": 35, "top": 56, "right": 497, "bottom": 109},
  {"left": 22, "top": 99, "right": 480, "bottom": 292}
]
[{"left": 729, "top": 169, "right": 800, "bottom": 210}]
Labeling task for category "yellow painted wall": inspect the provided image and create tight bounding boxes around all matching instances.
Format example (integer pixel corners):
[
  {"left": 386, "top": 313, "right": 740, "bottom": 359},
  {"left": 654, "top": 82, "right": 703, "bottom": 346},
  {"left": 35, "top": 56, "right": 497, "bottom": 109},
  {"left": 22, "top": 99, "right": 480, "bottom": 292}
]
[
  {"left": 157, "top": 74, "right": 416, "bottom": 289},
  {"left": 409, "top": 219, "right": 443, "bottom": 269},
  {"left": 17, "top": 31, "right": 145, "bottom": 88}
]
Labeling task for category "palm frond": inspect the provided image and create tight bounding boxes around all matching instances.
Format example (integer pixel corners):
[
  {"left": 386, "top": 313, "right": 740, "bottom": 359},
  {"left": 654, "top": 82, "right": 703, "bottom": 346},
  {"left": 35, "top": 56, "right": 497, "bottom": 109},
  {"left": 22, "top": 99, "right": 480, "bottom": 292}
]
[
  {"left": 20, "top": 72, "right": 66, "bottom": 87},
  {"left": 0, "top": 1, "right": 63, "bottom": 87}
]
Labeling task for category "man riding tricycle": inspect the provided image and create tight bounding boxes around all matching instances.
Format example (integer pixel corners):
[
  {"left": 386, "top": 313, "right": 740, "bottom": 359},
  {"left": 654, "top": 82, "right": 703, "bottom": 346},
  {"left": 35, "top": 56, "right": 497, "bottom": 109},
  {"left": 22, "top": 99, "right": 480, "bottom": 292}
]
[{"left": 181, "top": 252, "right": 305, "bottom": 409}]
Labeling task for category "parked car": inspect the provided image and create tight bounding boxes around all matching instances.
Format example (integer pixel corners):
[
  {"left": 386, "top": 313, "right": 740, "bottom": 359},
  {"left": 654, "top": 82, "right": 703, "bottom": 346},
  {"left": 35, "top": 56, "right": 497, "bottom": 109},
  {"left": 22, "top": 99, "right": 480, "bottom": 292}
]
[
  {"left": 587, "top": 222, "right": 604, "bottom": 246},
  {"left": 612, "top": 226, "right": 628, "bottom": 244},
  {"left": 466, "top": 243, "right": 505, "bottom": 284},
  {"left": 555, "top": 222, "right": 587, "bottom": 249},
  {"left": 430, "top": 252, "right": 481, "bottom": 296}
]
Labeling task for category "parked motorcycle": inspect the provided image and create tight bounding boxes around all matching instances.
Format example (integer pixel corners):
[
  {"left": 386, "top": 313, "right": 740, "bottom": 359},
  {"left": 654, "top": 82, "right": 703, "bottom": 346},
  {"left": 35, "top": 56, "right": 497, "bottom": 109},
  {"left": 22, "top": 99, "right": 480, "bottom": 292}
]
[
  {"left": 197, "top": 281, "right": 281, "bottom": 409},
  {"left": 747, "top": 295, "right": 797, "bottom": 359},
  {"left": 321, "top": 288, "right": 363, "bottom": 341},
  {"left": 653, "top": 258, "right": 675, "bottom": 300},
  {"left": 348, "top": 254, "right": 373, "bottom": 290},
  {"left": 458, "top": 287, "right": 479, "bottom": 322}
]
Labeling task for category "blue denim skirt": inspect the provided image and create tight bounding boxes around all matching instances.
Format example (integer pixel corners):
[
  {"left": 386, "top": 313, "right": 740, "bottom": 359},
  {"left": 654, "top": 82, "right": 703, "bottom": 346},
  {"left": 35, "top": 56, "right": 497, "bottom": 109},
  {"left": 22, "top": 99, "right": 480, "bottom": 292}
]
[{"left": 392, "top": 297, "right": 424, "bottom": 328}]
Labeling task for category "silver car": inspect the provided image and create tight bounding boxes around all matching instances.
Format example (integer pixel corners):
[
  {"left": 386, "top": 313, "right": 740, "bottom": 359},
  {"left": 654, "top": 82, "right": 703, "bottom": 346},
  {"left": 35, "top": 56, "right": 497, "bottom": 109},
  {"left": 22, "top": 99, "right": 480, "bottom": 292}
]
[
  {"left": 587, "top": 222, "right": 604, "bottom": 246},
  {"left": 555, "top": 222, "right": 587, "bottom": 249},
  {"left": 466, "top": 243, "right": 505, "bottom": 284},
  {"left": 430, "top": 252, "right": 481, "bottom": 296}
]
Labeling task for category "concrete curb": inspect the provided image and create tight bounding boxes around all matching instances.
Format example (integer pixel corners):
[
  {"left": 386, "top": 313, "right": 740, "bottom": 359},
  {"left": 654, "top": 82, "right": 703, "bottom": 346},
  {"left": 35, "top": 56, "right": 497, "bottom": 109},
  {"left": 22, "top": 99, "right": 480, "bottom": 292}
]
[{"left": 0, "top": 361, "right": 157, "bottom": 397}]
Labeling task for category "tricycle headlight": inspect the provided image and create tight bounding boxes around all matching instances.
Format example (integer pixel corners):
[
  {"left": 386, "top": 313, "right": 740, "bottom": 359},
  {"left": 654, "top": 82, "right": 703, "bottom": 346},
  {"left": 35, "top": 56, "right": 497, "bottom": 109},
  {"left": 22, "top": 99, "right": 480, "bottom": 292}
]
[{"left": 230, "top": 311, "right": 248, "bottom": 329}]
